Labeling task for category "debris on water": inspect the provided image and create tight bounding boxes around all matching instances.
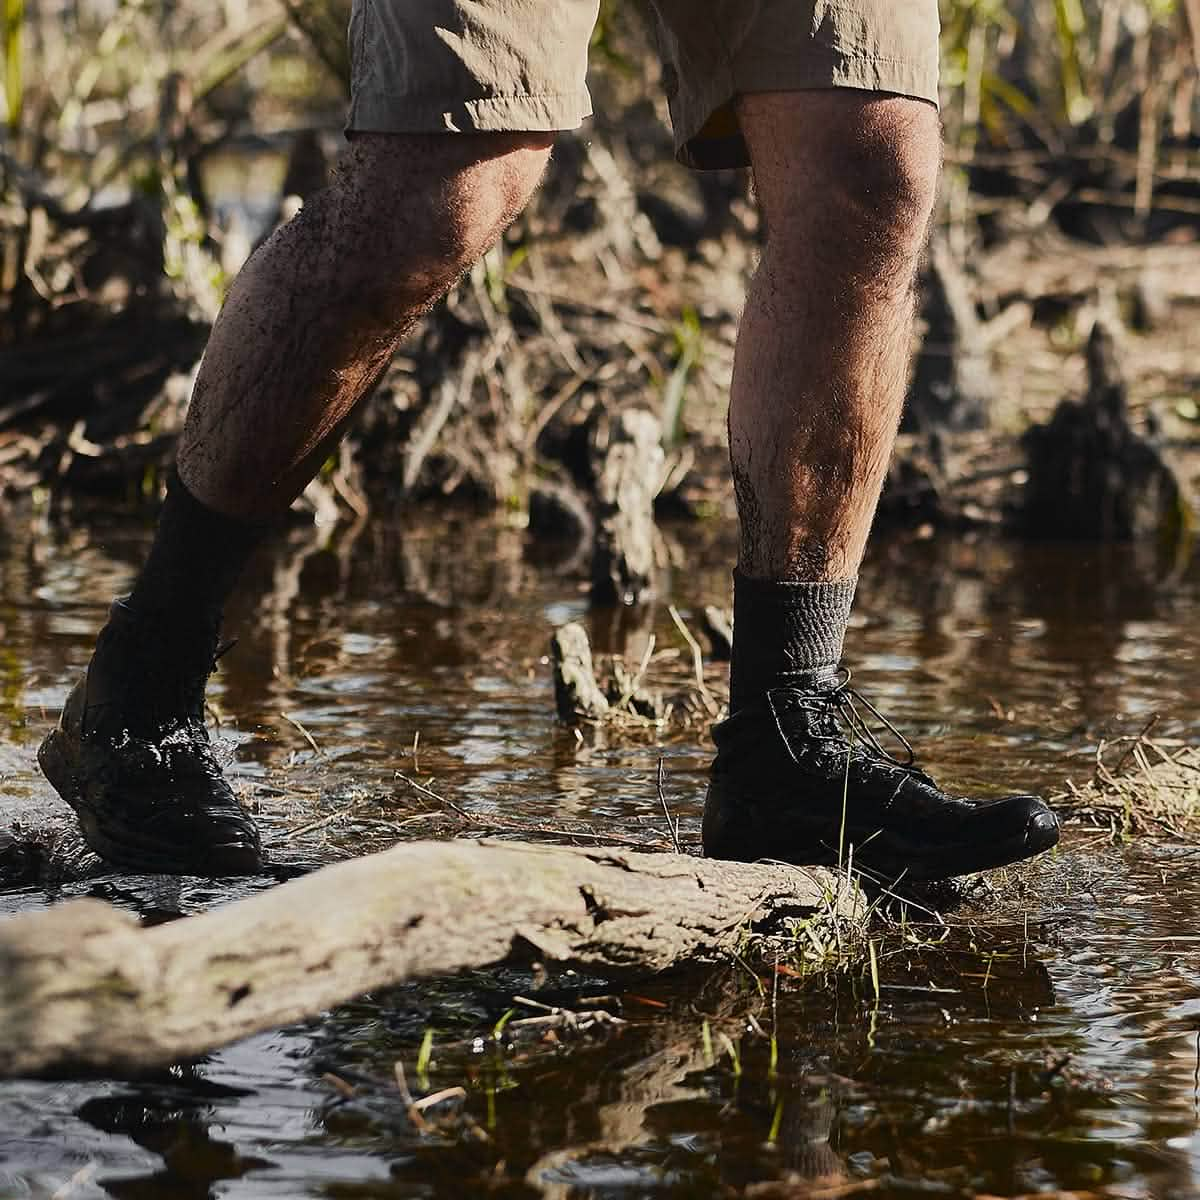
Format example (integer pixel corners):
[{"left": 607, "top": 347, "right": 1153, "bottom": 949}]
[
  {"left": 550, "top": 617, "right": 725, "bottom": 730},
  {"left": 550, "top": 621, "right": 612, "bottom": 722},
  {"left": 1055, "top": 735, "right": 1200, "bottom": 838},
  {"left": 699, "top": 604, "right": 733, "bottom": 660}
]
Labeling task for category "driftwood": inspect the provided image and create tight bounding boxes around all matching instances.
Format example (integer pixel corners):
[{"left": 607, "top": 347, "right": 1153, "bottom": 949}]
[
  {"left": 0, "top": 838, "right": 853, "bottom": 1079},
  {"left": 590, "top": 408, "right": 664, "bottom": 605},
  {"left": 906, "top": 236, "right": 1035, "bottom": 436},
  {"left": 551, "top": 622, "right": 611, "bottom": 722},
  {"left": 549, "top": 620, "right": 679, "bottom": 726},
  {"left": 907, "top": 237, "right": 995, "bottom": 433},
  {"left": 699, "top": 605, "right": 733, "bottom": 661}
]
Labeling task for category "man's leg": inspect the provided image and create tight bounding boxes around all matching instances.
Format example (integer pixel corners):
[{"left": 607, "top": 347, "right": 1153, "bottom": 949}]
[
  {"left": 703, "top": 92, "right": 1060, "bottom": 879},
  {"left": 39, "top": 131, "right": 553, "bottom": 876},
  {"left": 729, "top": 92, "right": 935, "bottom": 588},
  {"left": 179, "top": 132, "right": 553, "bottom": 517}
]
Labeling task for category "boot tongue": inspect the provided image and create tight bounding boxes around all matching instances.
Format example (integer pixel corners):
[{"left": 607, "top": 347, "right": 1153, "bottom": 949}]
[{"left": 781, "top": 665, "right": 842, "bottom": 694}]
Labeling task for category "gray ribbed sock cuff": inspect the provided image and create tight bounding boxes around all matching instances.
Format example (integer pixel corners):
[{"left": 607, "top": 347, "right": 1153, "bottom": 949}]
[{"left": 729, "top": 571, "right": 857, "bottom": 712}]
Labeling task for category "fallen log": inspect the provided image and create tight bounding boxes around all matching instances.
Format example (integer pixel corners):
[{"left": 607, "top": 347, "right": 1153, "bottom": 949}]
[{"left": 0, "top": 838, "right": 853, "bottom": 1079}]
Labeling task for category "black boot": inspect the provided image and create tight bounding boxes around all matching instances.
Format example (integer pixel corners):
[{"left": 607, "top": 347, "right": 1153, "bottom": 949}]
[
  {"left": 703, "top": 669, "right": 1059, "bottom": 881},
  {"left": 38, "top": 598, "right": 262, "bottom": 876}
]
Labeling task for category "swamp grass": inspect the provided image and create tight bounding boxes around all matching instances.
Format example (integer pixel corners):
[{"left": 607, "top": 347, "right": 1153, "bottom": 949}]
[{"left": 1054, "top": 734, "right": 1200, "bottom": 838}]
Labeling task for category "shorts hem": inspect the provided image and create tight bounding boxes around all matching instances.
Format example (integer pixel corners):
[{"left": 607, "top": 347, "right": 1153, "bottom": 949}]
[
  {"left": 346, "top": 89, "right": 593, "bottom": 136},
  {"left": 674, "top": 55, "right": 939, "bottom": 171},
  {"left": 733, "top": 53, "right": 939, "bottom": 108}
]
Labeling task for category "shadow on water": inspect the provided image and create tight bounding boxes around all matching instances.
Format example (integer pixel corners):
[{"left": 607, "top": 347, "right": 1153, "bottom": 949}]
[{"left": 2, "top": 510, "right": 1200, "bottom": 1197}]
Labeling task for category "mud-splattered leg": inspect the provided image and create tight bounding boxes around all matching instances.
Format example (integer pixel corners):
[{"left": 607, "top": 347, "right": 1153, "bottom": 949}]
[
  {"left": 37, "top": 131, "right": 554, "bottom": 876},
  {"left": 729, "top": 91, "right": 940, "bottom": 583},
  {"left": 179, "top": 130, "right": 553, "bottom": 518}
]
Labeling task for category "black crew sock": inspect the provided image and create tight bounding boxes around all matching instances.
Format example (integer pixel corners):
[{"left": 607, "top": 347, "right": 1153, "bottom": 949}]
[
  {"left": 728, "top": 569, "right": 857, "bottom": 713},
  {"left": 126, "top": 469, "right": 267, "bottom": 627},
  {"left": 88, "top": 470, "right": 268, "bottom": 731}
]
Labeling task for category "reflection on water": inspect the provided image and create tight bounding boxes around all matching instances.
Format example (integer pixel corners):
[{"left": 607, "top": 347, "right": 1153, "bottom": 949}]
[{"left": 1, "top": 510, "right": 1199, "bottom": 1198}]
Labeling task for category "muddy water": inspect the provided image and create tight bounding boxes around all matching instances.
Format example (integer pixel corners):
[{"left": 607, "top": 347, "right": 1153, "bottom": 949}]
[{"left": 2, "top": 511, "right": 1200, "bottom": 1199}]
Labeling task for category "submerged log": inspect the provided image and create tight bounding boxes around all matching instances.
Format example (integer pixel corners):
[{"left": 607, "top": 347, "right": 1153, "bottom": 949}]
[{"left": 0, "top": 838, "right": 853, "bottom": 1079}]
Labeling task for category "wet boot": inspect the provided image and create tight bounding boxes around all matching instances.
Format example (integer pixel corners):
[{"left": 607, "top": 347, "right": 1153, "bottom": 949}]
[
  {"left": 703, "top": 668, "right": 1060, "bottom": 881},
  {"left": 38, "top": 598, "right": 262, "bottom": 876}
]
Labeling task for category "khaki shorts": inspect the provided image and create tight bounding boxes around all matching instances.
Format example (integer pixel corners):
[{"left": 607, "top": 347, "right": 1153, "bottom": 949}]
[{"left": 346, "top": 1, "right": 940, "bottom": 170}]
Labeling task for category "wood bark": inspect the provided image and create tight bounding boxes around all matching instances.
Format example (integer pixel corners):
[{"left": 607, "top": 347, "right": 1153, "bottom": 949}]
[
  {"left": 906, "top": 236, "right": 995, "bottom": 434},
  {"left": 551, "top": 622, "right": 611, "bottom": 722},
  {"left": 590, "top": 408, "right": 664, "bottom": 605},
  {"left": 0, "top": 838, "right": 852, "bottom": 1079}
]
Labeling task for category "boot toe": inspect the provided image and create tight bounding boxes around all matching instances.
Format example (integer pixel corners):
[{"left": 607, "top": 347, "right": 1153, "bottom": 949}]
[
  {"left": 1023, "top": 802, "right": 1061, "bottom": 853},
  {"left": 40, "top": 701, "right": 265, "bottom": 877},
  {"left": 140, "top": 806, "right": 264, "bottom": 876},
  {"left": 200, "top": 832, "right": 264, "bottom": 877}
]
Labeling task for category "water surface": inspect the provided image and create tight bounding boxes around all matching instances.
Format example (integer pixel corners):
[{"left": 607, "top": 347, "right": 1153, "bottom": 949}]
[{"left": 2, "top": 511, "right": 1199, "bottom": 1198}]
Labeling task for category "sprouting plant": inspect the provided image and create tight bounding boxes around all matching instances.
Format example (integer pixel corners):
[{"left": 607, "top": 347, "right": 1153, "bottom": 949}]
[
  {"left": 492, "top": 1007, "right": 516, "bottom": 1042},
  {"left": 416, "top": 1027, "right": 435, "bottom": 1088},
  {"left": 481, "top": 241, "right": 529, "bottom": 315},
  {"left": 660, "top": 306, "right": 702, "bottom": 451},
  {"left": 766, "top": 1096, "right": 784, "bottom": 1143}
]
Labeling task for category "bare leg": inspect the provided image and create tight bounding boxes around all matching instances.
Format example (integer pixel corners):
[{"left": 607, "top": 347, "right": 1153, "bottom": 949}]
[
  {"left": 706, "top": 92, "right": 1058, "bottom": 882},
  {"left": 39, "top": 130, "right": 555, "bottom": 877},
  {"left": 729, "top": 92, "right": 941, "bottom": 581},
  {"left": 179, "top": 131, "right": 554, "bottom": 518}
]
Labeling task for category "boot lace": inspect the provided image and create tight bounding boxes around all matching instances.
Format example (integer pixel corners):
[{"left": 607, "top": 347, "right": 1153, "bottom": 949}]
[{"left": 766, "top": 669, "right": 916, "bottom": 770}]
